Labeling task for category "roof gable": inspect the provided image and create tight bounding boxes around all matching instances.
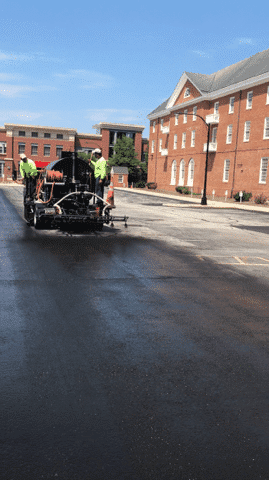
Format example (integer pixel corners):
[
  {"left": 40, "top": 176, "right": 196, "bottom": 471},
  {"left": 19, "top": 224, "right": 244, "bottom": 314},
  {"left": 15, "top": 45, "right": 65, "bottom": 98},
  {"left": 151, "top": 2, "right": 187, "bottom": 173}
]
[
  {"left": 148, "top": 48, "right": 269, "bottom": 118},
  {"left": 173, "top": 79, "right": 202, "bottom": 106}
]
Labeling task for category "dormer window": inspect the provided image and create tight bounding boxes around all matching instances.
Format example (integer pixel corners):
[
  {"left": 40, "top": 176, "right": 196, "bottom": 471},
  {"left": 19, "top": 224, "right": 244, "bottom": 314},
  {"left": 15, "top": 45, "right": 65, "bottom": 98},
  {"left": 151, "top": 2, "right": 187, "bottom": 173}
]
[{"left": 184, "top": 88, "right": 190, "bottom": 98}]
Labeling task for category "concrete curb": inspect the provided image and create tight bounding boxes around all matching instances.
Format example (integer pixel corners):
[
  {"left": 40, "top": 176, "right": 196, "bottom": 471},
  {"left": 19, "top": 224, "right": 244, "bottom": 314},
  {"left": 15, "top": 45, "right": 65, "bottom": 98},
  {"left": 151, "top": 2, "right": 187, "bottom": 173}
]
[{"left": 114, "top": 187, "right": 269, "bottom": 213}]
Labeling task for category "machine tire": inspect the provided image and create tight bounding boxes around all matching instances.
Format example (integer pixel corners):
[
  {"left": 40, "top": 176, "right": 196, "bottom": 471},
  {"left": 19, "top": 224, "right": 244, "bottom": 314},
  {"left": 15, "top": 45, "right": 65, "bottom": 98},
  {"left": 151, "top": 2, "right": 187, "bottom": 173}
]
[
  {"left": 96, "top": 222, "right": 103, "bottom": 231},
  {"left": 33, "top": 211, "right": 44, "bottom": 230}
]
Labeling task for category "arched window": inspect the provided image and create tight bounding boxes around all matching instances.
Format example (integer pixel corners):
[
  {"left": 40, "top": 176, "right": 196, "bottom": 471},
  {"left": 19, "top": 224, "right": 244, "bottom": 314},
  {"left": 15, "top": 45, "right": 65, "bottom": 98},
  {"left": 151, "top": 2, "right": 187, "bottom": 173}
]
[
  {"left": 178, "top": 159, "right": 185, "bottom": 186},
  {"left": 184, "top": 87, "right": 190, "bottom": 98},
  {"left": 170, "top": 160, "right": 177, "bottom": 185},
  {"left": 187, "top": 159, "right": 194, "bottom": 187}
]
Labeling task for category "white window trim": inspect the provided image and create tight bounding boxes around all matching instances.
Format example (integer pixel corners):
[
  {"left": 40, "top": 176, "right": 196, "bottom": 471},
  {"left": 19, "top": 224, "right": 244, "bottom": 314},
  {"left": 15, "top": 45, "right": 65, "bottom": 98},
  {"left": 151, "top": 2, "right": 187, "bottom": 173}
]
[
  {"left": 170, "top": 160, "right": 177, "bottom": 185},
  {"left": 44, "top": 144, "right": 51, "bottom": 156},
  {"left": 0, "top": 142, "right": 7, "bottom": 154},
  {"left": 118, "top": 174, "right": 123, "bottom": 183},
  {"left": 182, "top": 132, "right": 186, "bottom": 149},
  {"left": 226, "top": 125, "right": 233, "bottom": 144},
  {"left": 246, "top": 91, "right": 253, "bottom": 110},
  {"left": 212, "top": 127, "right": 217, "bottom": 144},
  {"left": 151, "top": 140, "right": 155, "bottom": 153},
  {"left": 263, "top": 117, "right": 269, "bottom": 139},
  {"left": 187, "top": 159, "right": 194, "bottom": 187},
  {"left": 0, "top": 160, "right": 4, "bottom": 177},
  {"left": 183, "top": 109, "right": 188, "bottom": 124},
  {"left": 175, "top": 114, "right": 179, "bottom": 126},
  {"left": 31, "top": 144, "right": 38, "bottom": 155},
  {"left": 259, "top": 157, "right": 268, "bottom": 184},
  {"left": 56, "top": 145, "right": 63, "bottom": 156},
  {"left": 243, "top": 121, "right": 251, "bottom": 142},
  {"left": 214, "top": 102, "right": 219, "bottom": 114},
  {"left": 18, "top": 143, "right": 25, "bottom": 154},
  {"left": 223, "top": 159, "right": 230, "bottom": 182},
  {"left": 184, "top": 88, "right": 190, "bottom": 98},
  {"left": 193, "top": 106, "right": 197, "bottom": 121},
  {"left": 178, "top": 159, "right": 185, "bottom": 186},
  {"left": 229, "top": 97, "right": 235, "bottom": 114},
  {"left": 191, "top": 130, "right": 195, "bottom": 147},
  {"left": 153, "top": 121, "right": 156, "bottom": 133},
  {"left": 266, "top": 86, "right": 269, "bottom": 105},
  {"left": 173, "top": 134, "right": 177, "bottom": 150},
  {"left": 159, "top": 138, "right": 162, "bottom": 152}
]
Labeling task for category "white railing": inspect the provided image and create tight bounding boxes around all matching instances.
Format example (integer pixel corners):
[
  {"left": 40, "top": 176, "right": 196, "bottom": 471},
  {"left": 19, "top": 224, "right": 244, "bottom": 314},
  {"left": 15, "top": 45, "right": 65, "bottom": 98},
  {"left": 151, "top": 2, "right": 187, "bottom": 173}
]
[
  {"left": 161, "top": 126, "right": 170, "bottom": 134},
  {"left": 203, "top": 142, "right": 217, "bottom": 152},
  {"left": 205, "top": 114, "right": 219, "bottom": 124},
  {"left": 161, "top": 148, "right": 168, "bottom": 156}
]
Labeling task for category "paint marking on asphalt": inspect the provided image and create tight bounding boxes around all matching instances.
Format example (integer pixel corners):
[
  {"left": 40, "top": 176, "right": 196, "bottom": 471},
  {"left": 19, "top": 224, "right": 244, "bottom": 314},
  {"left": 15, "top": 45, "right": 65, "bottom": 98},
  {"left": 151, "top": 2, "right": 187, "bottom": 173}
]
[{"left": 196, "top": 255, "right": 269, "bottom": 265}]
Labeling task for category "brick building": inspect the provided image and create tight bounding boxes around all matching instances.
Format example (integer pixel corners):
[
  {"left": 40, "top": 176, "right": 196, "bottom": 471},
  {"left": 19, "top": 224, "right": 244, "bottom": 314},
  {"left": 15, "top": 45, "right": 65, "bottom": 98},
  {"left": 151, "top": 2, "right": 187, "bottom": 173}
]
[
  {"left": 147, "top": 48, "right": 269, "bottom": 198},
  {"left": 110, "top": 166, "right": 129, "bottom": 187},
  {"left": 0, "top": 121, "right": 147, "bottom": 182}
]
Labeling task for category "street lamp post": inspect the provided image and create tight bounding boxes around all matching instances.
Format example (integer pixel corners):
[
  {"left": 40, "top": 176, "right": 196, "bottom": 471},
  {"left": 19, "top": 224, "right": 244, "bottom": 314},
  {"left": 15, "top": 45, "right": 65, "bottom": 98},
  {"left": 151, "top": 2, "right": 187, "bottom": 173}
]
[{"left": 176, "top": 112, "right": 210, "bottom": 206}]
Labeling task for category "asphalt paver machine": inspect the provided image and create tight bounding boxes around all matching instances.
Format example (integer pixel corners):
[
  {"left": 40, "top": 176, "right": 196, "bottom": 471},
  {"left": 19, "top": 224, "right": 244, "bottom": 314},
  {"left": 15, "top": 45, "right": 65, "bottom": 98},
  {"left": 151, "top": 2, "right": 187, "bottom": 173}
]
[{"left": 23, "top": 152, "right": 128, "bottom": 231}]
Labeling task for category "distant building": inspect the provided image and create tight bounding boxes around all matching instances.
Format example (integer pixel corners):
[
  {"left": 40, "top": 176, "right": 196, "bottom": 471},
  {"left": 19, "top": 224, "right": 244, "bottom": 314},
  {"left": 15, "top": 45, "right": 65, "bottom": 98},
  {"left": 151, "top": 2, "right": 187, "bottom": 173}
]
[
  {"left": 147, "top": 48, "right": 269, "bottom": 197},
  {"left": 0, "top": 122, "right": 148, "bottom": 182},
  {"left": 110, "top": 166, "right": 129, "bottom": 187}
]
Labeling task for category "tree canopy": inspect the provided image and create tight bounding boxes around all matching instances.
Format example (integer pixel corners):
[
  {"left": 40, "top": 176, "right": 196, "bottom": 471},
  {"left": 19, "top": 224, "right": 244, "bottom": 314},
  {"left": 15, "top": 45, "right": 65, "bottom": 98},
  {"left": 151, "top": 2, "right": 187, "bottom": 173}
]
[{"left": 108, "top": 136, "right": 140, "bottom": 175}]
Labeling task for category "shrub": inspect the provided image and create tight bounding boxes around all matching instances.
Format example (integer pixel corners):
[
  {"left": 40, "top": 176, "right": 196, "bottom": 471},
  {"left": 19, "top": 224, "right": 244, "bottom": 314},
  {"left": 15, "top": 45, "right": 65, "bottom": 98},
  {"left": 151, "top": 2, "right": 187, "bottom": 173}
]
[
  {"left": 233, "top": 190, "right": 252, "bottom": 202},
  {"left": 135, "top": 181, "right": 146, "bottom": 188},
  {"left": 176, "top": 186, "right": 191, "bottom": 194},
  {"left": 254, "top": 193, "right": 267, "bottom": 204},
  {"left": 146, "top": 182, "right": 157, "bottom": 189}
]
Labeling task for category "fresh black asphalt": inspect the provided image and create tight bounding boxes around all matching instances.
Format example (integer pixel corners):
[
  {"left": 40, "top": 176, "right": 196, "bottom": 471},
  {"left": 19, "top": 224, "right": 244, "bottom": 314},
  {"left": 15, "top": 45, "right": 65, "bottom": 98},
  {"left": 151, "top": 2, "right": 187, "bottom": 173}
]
[{"left": 1, "top": 187, "right": 269, "bottom": 479}]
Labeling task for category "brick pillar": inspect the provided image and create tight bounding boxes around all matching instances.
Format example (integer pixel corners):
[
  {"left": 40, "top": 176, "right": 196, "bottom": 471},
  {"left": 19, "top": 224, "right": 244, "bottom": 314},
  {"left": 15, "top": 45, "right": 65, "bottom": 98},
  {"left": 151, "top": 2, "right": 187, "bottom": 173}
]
[
  {"left": 101, "top": 129, "right": 110, "bottom": 159},
  {"left": 134, "top": 132, "right": 142, "bottom": 161}
]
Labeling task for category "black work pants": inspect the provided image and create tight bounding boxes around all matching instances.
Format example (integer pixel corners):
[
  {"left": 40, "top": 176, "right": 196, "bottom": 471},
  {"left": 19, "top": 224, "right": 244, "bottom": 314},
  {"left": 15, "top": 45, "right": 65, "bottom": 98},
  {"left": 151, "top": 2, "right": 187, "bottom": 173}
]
[
  {"left": 26, "top": 176, "right": 37, "bottom": 198},
  {"left": 95, "top": 176, "right": 104, "bottom": 206}
]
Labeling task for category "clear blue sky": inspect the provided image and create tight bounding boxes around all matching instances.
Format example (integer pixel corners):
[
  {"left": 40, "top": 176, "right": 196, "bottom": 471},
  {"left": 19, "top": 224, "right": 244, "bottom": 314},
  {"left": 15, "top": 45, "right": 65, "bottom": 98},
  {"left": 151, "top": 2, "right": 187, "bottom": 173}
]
[{"left": 0, "top": 0, "right": 268, "bottom": 138}]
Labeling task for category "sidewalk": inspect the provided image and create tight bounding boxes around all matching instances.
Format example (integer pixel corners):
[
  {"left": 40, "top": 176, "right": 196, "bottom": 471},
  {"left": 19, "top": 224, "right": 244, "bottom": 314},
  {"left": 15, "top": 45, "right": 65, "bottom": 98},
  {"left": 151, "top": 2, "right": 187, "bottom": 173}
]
[{"left": 115, "top": 187, "right": 269, "bottom": 213}]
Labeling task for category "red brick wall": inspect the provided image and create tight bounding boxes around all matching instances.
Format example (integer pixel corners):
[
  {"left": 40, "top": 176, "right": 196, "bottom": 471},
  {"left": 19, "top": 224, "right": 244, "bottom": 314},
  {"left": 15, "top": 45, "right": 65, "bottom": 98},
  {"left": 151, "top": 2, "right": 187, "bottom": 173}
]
[
  {"left": 148, "top": 82, "right": 269, "bottom": 197},
  {"left": 111, "top": 173, "right": 128, "bottom": 187},
  {"left": 12, "top": 137, "right": 75, "bottom": 173},
  {"left": 134, "top": 131, "right": 142, "bottom": 161},
  {"left": 0, "top": 159, "right": 14, "bottom": 183},
  {"left": 75, "top": 137, "right": 103, "bottom": 151},
  {"left": 100, "top": 129, "right": 110, "bottom": 160}
]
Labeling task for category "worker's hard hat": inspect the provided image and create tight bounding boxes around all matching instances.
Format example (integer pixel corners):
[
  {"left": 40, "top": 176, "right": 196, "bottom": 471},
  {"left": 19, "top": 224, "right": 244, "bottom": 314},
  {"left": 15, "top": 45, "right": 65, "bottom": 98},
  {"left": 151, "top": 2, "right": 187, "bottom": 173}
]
[
  {"left": 92, "top": 148, "right": 101, "bottom": 154},
  {"left": 20, "top": 154, "right": 27, "bottom": 160}
]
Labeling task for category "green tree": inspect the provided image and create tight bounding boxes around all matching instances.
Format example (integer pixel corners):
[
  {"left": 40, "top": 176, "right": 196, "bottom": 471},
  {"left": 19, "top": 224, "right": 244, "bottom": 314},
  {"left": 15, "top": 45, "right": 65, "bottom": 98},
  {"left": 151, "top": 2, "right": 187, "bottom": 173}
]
[
  {"left": 108, "top": 136, "right": 141, "bottom": 183},
  {"left": 139, "top": 141, "right": 149, "bottom": 182},
  {"left": 77, "top": 151, "right": 93, "bottom": 163}
]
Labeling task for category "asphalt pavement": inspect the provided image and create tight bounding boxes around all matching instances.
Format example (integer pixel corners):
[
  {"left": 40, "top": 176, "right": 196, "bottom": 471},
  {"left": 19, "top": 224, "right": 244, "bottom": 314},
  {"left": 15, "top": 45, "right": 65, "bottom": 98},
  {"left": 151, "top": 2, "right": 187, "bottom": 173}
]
[{"left": 1, "top": 185, "right": 269, "bottom": 480}]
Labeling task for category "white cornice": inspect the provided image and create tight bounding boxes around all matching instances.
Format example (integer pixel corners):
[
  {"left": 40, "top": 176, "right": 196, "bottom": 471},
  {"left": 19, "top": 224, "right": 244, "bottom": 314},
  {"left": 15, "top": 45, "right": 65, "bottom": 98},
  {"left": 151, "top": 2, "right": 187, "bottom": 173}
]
[
  {"left": 4, "top": 123, "right": 77, "bottom": 134},
  {"left": 77, "top": 133, "right": 102, "bottom": 138},
  {"left": 92, "top": 122, "right": 145, "bottom": 132},
  {"left": 148, "top": 71, "right": 269, "bottom": 120}
]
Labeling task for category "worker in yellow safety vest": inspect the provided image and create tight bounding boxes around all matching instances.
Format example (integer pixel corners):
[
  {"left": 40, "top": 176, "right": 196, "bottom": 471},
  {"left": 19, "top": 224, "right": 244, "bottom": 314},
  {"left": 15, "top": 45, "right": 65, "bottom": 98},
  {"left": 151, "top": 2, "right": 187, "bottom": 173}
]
[
  {"left": 19, "top": 154, "right": 38, "bottom": 200},
  {"left": 90, "top": 149, "right": 109, "bottom": 207}
]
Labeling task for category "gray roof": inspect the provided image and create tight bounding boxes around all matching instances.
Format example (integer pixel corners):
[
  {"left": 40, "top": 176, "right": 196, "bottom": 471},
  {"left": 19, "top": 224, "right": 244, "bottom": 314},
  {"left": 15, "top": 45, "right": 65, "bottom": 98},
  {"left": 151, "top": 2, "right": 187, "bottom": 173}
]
[
  {"left": 111, "top": 166, "right": 129, "bottom": 174},
  {"left": 149, "top": 98, "right": 171, "bottom": 116},
  {"left": 150, "top": 48, "right": 269, "bottom": 114}
]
